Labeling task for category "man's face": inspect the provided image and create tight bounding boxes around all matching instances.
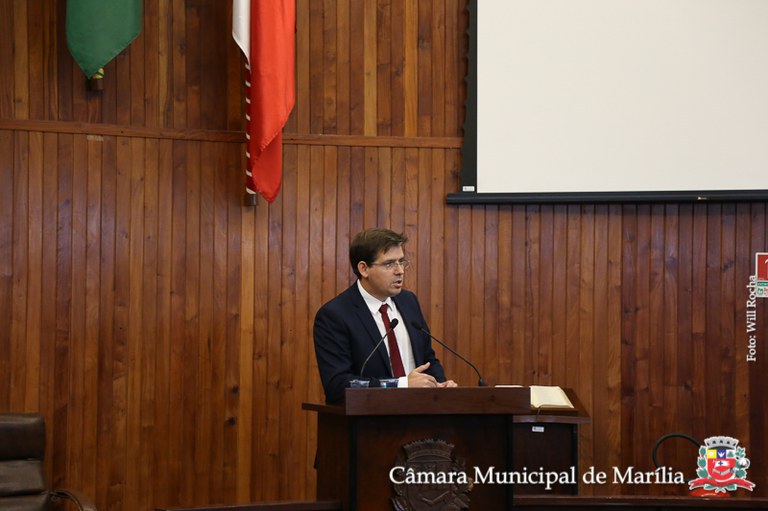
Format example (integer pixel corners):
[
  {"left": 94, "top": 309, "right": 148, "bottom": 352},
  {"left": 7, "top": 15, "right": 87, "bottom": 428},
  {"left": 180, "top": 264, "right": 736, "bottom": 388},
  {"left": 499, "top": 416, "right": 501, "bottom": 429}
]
[{"left": 358, "top": 245, "right": 406, "bottom": 301}]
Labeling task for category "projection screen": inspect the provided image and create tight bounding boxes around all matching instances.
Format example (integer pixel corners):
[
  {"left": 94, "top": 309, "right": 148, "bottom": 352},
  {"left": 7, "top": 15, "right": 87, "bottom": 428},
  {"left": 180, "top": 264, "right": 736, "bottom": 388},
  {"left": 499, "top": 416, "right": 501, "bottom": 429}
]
[{"left": 448, "top": 0, "right": 768, "bottom": 203}]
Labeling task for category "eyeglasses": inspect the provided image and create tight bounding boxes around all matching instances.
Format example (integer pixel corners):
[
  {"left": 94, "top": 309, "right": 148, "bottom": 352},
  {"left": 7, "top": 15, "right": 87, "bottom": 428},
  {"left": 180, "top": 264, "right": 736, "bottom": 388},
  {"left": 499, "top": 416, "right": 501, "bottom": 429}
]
[{"left": 368, "top": 259, "right": 411, "bottom": 271}]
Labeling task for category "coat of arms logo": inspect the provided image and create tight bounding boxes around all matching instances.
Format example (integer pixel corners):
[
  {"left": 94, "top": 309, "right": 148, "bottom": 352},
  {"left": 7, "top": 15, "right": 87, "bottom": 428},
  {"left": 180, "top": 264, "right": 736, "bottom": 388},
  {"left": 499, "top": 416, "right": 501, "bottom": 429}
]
[
  {"left": 391, "top": 439, "right": 472, "bottom": 511},
  {"left": 688, "top": 436, "right": 755, "bottom": 494}
]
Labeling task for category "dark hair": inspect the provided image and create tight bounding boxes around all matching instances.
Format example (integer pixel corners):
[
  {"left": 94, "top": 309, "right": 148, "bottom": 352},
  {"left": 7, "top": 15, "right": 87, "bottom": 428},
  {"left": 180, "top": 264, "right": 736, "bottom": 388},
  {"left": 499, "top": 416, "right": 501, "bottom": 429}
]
[{"left": 349, "top": 228, "right": 408, "bottom": 277}]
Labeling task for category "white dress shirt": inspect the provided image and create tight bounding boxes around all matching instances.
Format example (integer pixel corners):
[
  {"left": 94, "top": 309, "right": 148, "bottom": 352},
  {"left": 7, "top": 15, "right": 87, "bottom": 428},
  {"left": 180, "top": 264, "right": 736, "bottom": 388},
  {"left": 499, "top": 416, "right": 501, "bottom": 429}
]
[{"left": 357, "top": 280, "right": 415, "bottom": 387}]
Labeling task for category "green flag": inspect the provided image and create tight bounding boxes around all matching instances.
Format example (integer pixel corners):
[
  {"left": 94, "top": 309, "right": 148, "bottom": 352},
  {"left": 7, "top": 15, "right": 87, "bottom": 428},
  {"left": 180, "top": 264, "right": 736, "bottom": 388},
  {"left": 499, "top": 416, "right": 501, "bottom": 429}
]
[{"left": 66, "top": 0, "right": 142, "bottom": 78}]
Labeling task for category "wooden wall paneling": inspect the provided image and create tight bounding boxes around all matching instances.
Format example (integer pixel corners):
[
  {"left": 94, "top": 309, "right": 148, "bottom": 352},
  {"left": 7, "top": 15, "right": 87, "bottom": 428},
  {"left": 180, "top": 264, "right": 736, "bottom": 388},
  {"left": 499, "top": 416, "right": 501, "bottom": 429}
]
[
  {"left": 9, "top": 131, "right": 28, "bottom": 413},
  {"left": 731, "top": 204, "right": 750, "bottom": 460},
  {"left": 0, "top": 5, "right": 13, "bottom": 118},
  {"left": 278, "top": 140, "right": 299, "bottom": 499},
  {"left": 94, "top": 135, "right": 114, "bottom": 508},
  {"left": 634, "top": 204, "right": 653, "bottom": 485},
  {"left": 468, "top": 207, "right": 485, "bottom": 385},
  {"left": 416, "top": 0, "right": 431, "bottom": 137},
  {"left": 53, "top": 132, "right": 73, "bottom": 492},
  {"left": 495, "top": 207, "right": 513, "bottom": 381},
  {"left": 264, "top": 161, "right": 284, "bottom": 503},
  {"left": 140, "top": 138, "right": 160, "bottom": 510},
  {"left": 157, "top": 0, "right": 174, "bottom": 128},
  {"left": 345, "top": 1, "right": 362, "bottom": 137},
  {"left": 747, "top": 203, "right": 767, "bottom": 495},
  {"left": 363, "top": 0, "right": 377, "bottom": 136},
  {"left": 537, "top": 205, "right": 554, "bottom": 385},
  {"left": 109, "top": 135, "right": 131, "bottom": 508},
  {"left": 647, "top": 205, "right": 666, "bottom": 488},
  {"left": 452, "top": 205, "right": 471, "bottom": 383},
  {"left": 445, "top": 0, "right": 464, "bottom": 135},
  {"left": 482, "top": 205, "right": 499, "bottom": 386},
  {"left": 25, "top": 1, "right": 42, "bottom": 120},
  {"left": 415, "top": 148, "right": 431, "bottom": 300},
  {"left": 304, "top": 141, "right": 325, "bottom": 484},
  {"left": 26, "top": 132, "right": 44, "bottom": 411},
  {"left": 171, "top": 0, "right": 187, "bottom": 128},
  {"left": 578, "top": 205, "right": 597, "bottom": 485},
  {"left": 361, "top": 146, "right": 377, "bottom": 228},
  {"left": 321, "top": 146, "right": 339, "bottom": 299},
  {"left": 237, "top": 191, "right": 256, "bottom": 504},
  {"left": 402, "top": 0, "right": 418, "bottom": 137},
  {"left": 153, "top": 137, "right": 173, "bottom": 508},
  {"left": 550, "top": 206, "right": 568, "bottom": 386},
  {"left": 389, "top": 0, "right": 405, "bottom": 137},
  {"left": 401, "top": 147, "right": 418, "bottom": 256},
  {"left": 658, "top": 205, "right": 680, "bottom": 484},
  {"left": 704, "top": 204, "right": 723, "bottom": 435},
  {"left": 125, "top": 137, "right": 145, "bottom": 511},
  {"left": 334, "top": 0, "right": 350, "bottom": 136},
  {"left": 41, "top": 0, "right": 58, "bottom": 119},
  {"left": 524, "top": 205, "right": 542, "bottom": 384},
  {"left": 675, "top": 203, "right": 693, "bottom": 432},
  {"left": 376, "top": 147, "right": 392, "bottom": 231},
  {"left": 441, "top": 192, "right": 459, "bottom": 378},
  {"left": 196, "top": 140, "right": 215, "bottom": 506},
  {"left": 307, "top": 0, "right": 324, "bottom": 135},
  {"left": 605, "top": 205, "right": 624, "bottom": 495},
  {"left": 130, "top": 3, "right": 147, "bottom": 126},
  {"left": 509, "top": 205, "right": 526, "bottom": 383},
  {"left": 290, "top": 142, "right": 315, "bottom": 485},
  {"left": 689, "top": 204, "right": 708, "bottom": 441},
  {"left": 56, "top": 0, "right": 81, "bottom": 124},
  {"left": 564, "top": 206, "right": 582, "bottom": 390},
  {"left": 35, "top": 132, "right": 53, "bottom": 484},
  {"left": 187, "top": 140, "right": 201, "bottom": 500},
  {"left": 185, "top": 2, "right": 201, "bottom": 129},
  {"left": 376, "top": 0, "right": 391, "bottom": 136},
  {"left": 167, "top": 138, "right": 187, "bottom": 505},
  {"left": 12, "top": 1, "right": 28, "bottom": 119},
  {"left": 0, "top": 131, "right": 14, "bottom": 409},
  {"left": 222, "top": 144, "right": 242, "bottom": 502},
  {"left": 619, "top": 205, "right": 637, "bottom": 489},
  {"left": 208, "top": 141, "right": 224, "bottom": 504},
  {"left": 82, "top": 135, "right": 101, "bottom": 499},
  {"left": 67, "top": 133, "right": 87, "bottom": 493},
  {"left": 321, "top": 0, "right": 338, "bottom": 135},
  {"left": 144, "top": 0, "right": 160, "bottom": 128},
  {"left": 720, "top": 204, "right": 738, "bottom": 427},
  {"left": 429, "top": 0, "right": 445, "bottom": 136},
  {"left": 428, "top": 150, "right": 446, "bottom": 356},
  {"left": 200, "top": 4, "right": 228, "bottom": 130}
]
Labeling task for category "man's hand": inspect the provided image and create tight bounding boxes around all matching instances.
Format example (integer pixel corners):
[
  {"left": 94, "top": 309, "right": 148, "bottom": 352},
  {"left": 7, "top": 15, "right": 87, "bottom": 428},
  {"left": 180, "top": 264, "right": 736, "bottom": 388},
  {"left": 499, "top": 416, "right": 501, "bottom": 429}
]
[
  {"left": 437, "top": 380, "right": 458, "bottom": 388},
  {"left": 407, "top": 362, "right": 438, "bottom": 388}
]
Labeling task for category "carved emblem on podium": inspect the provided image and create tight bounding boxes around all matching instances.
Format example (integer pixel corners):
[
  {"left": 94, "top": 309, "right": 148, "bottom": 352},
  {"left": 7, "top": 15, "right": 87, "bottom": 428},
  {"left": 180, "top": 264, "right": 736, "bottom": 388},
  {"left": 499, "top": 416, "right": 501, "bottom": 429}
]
[{"left": 391, "top": 439, "right": 472, "bottom": 510}]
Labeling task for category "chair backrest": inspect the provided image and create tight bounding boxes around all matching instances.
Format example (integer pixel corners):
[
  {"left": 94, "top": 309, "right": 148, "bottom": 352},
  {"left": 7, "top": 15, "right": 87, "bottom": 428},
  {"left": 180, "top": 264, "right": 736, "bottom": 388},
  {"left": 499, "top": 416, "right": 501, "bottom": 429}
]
[{"left": 0, "top": 413, "right": 53, "bottom": 511}]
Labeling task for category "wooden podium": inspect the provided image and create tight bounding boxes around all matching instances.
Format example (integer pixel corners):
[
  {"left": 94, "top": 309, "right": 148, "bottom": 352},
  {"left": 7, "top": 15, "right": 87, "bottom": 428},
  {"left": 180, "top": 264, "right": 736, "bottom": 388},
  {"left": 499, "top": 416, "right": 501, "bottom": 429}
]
[{"left": 303, "top": 387, "right": 532, "bottom": 511}]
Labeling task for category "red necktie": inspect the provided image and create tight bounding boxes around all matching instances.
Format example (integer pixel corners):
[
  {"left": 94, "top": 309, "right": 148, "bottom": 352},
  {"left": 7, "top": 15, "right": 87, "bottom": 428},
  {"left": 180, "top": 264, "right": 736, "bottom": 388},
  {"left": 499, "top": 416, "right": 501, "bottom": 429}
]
[{"left": 379, "top": 304, "right": 406, "bottom": 377}]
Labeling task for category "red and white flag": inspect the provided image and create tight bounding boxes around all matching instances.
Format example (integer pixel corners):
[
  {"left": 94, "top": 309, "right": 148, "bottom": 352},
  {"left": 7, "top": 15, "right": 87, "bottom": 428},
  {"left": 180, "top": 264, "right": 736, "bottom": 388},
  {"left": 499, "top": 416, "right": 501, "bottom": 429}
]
[{"left": 232, "top": 0, "right": 295, "bottom": 203}]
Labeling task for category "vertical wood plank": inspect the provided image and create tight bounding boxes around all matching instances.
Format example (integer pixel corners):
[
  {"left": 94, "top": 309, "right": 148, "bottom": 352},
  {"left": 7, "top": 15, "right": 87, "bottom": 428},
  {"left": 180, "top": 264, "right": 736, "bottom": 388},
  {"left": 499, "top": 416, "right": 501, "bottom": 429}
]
[
  {"left": 10, "top": 130, "right": 29, "bottom": 413},
  {"left": 0, "top": 131, "right": 15, "bottom": 409}
]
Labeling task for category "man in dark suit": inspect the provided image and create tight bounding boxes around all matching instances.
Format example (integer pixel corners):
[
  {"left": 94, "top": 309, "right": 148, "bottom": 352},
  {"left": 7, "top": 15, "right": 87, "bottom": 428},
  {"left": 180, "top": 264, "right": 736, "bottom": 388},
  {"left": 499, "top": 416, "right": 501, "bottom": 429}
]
[{"left": 313, "top": 228, "right": 457, "bottom": 403}]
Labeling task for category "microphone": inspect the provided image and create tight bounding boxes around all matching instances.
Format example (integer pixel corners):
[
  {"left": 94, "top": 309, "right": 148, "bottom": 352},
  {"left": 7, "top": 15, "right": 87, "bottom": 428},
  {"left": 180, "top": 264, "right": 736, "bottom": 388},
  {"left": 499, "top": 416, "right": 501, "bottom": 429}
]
[
  {"left": 360, "top": 318, "right": 399, "bottom": 377},
  {"left": 410, "top": 320, "right": 486, "bottom": 387}
]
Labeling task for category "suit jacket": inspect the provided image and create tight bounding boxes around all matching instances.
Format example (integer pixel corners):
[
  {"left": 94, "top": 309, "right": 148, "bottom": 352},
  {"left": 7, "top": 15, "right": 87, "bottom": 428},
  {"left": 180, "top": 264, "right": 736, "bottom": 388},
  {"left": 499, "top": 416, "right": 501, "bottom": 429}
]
[{"left": 313, "top": 283, "right": 446, "bottom": 403}]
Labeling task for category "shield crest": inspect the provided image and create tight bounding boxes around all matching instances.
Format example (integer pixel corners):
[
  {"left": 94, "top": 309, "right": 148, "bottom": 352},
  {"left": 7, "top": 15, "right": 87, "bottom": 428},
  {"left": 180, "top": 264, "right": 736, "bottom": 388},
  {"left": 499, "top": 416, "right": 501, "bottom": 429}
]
[
  {"left": 706, "top": 448, "right": 735, "bottom": 482},
  {"left": 391, "top": 439, "right": 472, "bottom": 511}
]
